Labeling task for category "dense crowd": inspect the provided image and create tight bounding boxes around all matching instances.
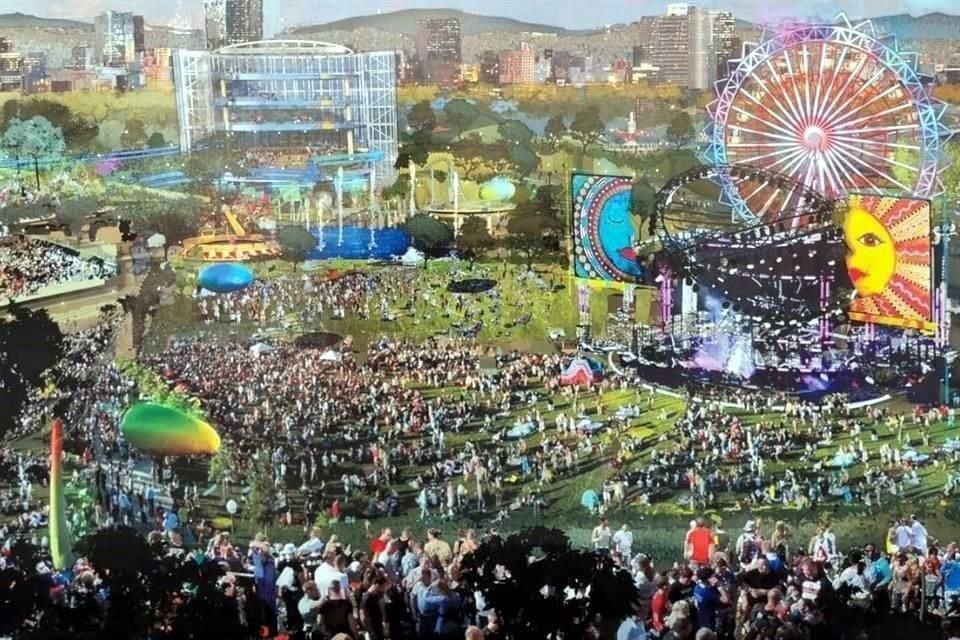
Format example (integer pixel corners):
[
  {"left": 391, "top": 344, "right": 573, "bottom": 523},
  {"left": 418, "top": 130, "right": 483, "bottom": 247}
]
[
  {"left": 0, "top": 237, "right": 117, "bottom": 299},
  {"left": 4, "top": 262, "right": 960, "bottom": 639}
]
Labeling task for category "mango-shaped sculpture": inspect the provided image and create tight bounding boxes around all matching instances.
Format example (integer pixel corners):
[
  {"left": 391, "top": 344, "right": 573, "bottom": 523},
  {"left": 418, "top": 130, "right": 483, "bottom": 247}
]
[
  {"left": 198, "top": 263, "right": 254, "bottom": 293},
  {"left": 120, "top": 403, "right": 221, "bottom": 456},
  {"left": 478, "top": 177, "right": 516, "bottom": 202}
]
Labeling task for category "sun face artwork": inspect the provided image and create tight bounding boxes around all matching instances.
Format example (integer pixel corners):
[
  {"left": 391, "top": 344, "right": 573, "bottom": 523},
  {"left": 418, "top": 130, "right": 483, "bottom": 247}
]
[{"left": 842, "top": 195, "right": 934, "bottom": 331}]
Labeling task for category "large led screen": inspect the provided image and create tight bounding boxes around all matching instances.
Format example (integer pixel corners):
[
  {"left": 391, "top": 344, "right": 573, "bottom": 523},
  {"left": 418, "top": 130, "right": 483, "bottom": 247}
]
[
  {"left": 843, "top": 194, "right": 934, "bottom": 331},
  {"left": 571, "top": 173, "right": 645, "bottom": 283}
]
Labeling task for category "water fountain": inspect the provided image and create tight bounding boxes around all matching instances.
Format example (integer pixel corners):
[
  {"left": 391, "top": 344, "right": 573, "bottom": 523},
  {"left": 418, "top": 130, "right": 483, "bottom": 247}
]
[
  {"left": 336, "top": 166, "right": 344, "bottom": 246},
  {"left": 368, "top": 167, "right": 377, "bottom": 249}
]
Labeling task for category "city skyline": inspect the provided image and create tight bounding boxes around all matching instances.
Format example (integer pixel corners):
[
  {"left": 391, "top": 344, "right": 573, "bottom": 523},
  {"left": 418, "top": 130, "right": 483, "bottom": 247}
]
[{"left": 4, "top": 0, "right": 959, "bottom": 35}]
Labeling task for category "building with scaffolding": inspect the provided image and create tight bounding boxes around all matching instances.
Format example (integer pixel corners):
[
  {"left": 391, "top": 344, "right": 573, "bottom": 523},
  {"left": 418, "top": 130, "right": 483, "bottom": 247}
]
[{"left": 172, "top": 40, "right": 398, "bottom": 186}]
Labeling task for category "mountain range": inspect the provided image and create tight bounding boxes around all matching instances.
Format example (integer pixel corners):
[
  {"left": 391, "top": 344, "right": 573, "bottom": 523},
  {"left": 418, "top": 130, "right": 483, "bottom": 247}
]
[
  {"left": 288, "top": 8, "right": 586, "bottom": 37},
  {"left": 0, "top": 12, "right": 92, "bottom": 31},
  {"left": 1, "top": 9, "right": 958, "bottom": 42}
]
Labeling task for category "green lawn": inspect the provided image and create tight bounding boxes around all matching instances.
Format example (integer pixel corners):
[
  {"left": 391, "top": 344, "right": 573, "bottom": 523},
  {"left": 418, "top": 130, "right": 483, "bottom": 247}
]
[{"left": 8, "top": 258, "right": 960, "bottom": 567}]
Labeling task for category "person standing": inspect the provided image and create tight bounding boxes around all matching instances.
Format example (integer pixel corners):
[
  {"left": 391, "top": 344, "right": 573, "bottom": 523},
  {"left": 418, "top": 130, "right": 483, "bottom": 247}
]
[
  {"left": 685, "top": 517, "right": 715, "bottom": 568},
  {"left": 613, "top": 523, "right": 634, "bottom": 564},
  {"left": 592, "top": 517, "right": 613, "bottom": 558},
  {"left": 360, "top": 575, "right": 390, "bottom": 640}
]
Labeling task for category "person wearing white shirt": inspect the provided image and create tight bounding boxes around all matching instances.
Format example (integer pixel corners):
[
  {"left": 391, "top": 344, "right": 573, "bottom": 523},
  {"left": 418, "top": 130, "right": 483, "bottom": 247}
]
[
  {"left": 313, "top": 550, "right": 348, "bottom": 599},
  {"left": 298, "top": 526, "right": 325, "bottom": 556},
  {"left": 894, "top": 520, "right": 912, "bottom": 552},
  {"left": 910, "top": 515, "right": 929, "bottom": 555},
  {"left": 613, "top": 523, "right": 634, "bottom": 563}
]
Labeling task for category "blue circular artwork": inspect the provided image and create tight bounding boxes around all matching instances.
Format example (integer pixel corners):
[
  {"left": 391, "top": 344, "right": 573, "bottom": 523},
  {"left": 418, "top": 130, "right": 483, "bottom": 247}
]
[{"left": 198, "top": 263, "right": 255, "bottom": 293}]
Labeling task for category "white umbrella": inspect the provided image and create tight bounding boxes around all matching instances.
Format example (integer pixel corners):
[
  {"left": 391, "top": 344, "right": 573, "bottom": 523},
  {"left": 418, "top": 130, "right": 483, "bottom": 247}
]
[
  {"left": 146, "top": 233, "right": 167, "bottom": 248},
  {"left": 249, "top": 342, "right": 274, "bottom": 355},
  {"left": 318, "top": 350, "right": 341, "bottom": 362}
]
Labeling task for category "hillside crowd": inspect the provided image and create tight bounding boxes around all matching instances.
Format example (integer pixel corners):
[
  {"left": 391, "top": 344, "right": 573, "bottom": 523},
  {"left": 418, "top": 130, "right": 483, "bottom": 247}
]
[{"left": 0, "top": 237, "right": 116, "bottom": 299}]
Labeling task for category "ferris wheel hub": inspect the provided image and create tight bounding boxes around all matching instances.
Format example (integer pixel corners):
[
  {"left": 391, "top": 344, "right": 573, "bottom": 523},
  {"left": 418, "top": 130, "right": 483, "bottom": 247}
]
[{"left": 802, "top": 126, "right": 827, "bottom": 151}]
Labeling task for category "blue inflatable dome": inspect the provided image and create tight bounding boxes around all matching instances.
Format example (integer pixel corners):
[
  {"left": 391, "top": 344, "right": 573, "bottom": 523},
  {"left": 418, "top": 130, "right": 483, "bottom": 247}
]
[
  {"left": 307, "top": 226, "right": 410, "bottom": 260},
  {"left": 198, "top": 263, "right": 255, "bottom": 293}
]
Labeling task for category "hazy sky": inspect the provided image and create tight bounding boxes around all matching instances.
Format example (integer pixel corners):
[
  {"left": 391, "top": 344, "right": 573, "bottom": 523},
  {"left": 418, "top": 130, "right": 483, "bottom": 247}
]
[{"left": 5, "top": 0, "right": 956, "bottom": 34}]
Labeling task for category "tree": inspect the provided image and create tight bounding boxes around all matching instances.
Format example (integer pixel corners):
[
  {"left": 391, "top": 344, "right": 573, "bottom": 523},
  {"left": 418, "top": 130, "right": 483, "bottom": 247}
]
[
  {"left": 457, "top": 216, "right": 495, "bottom": 265},
  {"left": 146, "top": 131, "right": 167, "bottom": 148},
  {"left": 497, "top": 119, "right": 535, "bottom": 146},
  {"left": 0, "top": 305, "right": 63, "bottom": 439},
  {"left": 403, "top": 213, "right": 453, "bottom": 262},
  {"left": 666, "top": 110, "right": 695, "bottom": 149},
  {"left": 55, "top": 197, "right": 97, "bottom": 243},
  {"left": 506, "top": 207, "right": 562, "bottom": 269},
  {"left": 121, "top": 118, "right": 148, "bottom": 148},
  {"left": 444, "top": 98, "right": 479, "bottom": 139},
  {"left": 276, "top": 225, "right": 316, "bottom": 271},
  {"left": 544, "top": 115, "right": 567, "bottom": 149},
  {"left": 382, "top": 174, "right": 410, "bottom": 202},
  {"left": 398, "top": 129, "right": 431, "bottom": 167},
  {"left": 508, "top": 144, "right": 540, "bottom": 177},
  {"left": 630, "top": 179, "right": 657, "bottom": 228},
  {"left": 2, "top": 98, "right": 98, "bottom": 151},
  {"left": 570, "top": 106, "right": 605, "bottom": 154},
  {"left": 2, "top": 116, "right": 66, "bottom": 190},
  {"left": 243, "top": 449, "right": 276, "bottom": 531},
  {"left": 407, "top": 100, "right": 437, "bottom": 134}
]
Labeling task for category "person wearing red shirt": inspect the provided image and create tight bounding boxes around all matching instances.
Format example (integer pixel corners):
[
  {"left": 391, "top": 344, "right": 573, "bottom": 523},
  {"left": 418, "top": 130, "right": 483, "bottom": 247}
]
[
  {"left": 651, "top": 575, "right": 671, "bottom": 635},
  {"left": 370, "top": 528, "right": 392, "bottom": 556},
  {"left": 686, "top": 517, "right": 715, "bottom": 567}
]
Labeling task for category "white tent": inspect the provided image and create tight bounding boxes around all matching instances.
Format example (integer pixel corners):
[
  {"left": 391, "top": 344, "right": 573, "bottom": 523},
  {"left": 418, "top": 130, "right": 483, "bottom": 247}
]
[
  {"left": 146, "top": 233, "right": 167, "bottom": 249},
  {"left": 318, "top": 349, "right": 341, "bottom": 362},
  {"left": 400, "top": 247, "right": 424, "bottom": 265},
  {"left": 249, "top": 342, "right": 274, "bottom": 355}
]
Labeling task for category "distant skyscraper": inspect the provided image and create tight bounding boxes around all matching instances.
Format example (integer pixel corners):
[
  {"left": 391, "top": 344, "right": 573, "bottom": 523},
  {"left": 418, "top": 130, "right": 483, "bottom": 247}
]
[
  {"left": 70, "top": 45, "right": 93, "bottom": 70},
  {"left": 94, "top": 11, "right": 141, "bottom": 66},
  {"left": 206, "top": 0, "right": 263, "bottom": 49},
  {"left": 133, "top": 15, "right": 146, "bottom": 55},
  {"left": 416, "top": 18, "right": 461, "bottom": 83},
  {"left": 647, "top": 5, "right": 736, "bottom": 89},
  {"left": 226, "top": 0, "right": 263, "bottom": 46},
  {"left": 688, "top": 7, "right": 714, "bottom": 90},
  {"left": 204, "top": 0, "right": 227, "bottom": 50},
  {"left": 417, "top": 18, "right": 461, "bottom": 63},
  {"left": 479, "top": 50, "right": 500, "bottom": 84},
  {"left": 499, "top": 42, "right": 535, "bottom": 85},
  {"left": 712, "top": 11, "right": 737, "bottom": 77},
  {"left": 651, "top": 13, "right": 689, "bottom": 85},
  {"left": 0, "top": 38, "right": 23, "bottom": 92}
]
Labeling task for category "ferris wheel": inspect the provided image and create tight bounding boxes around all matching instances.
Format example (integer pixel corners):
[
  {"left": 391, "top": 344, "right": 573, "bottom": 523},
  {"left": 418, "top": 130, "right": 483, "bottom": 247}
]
[{"left": 703, "top": 14, "right": 951, "bottom": 222}]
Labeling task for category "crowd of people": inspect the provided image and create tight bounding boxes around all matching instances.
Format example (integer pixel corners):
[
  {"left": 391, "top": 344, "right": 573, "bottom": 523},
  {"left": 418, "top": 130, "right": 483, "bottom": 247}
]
[
  {"left": 0, "top": 237, "right": 117, "bottom": 299},
  {"left": 4, "top": 258, "right": 960, "bottom": 639}
]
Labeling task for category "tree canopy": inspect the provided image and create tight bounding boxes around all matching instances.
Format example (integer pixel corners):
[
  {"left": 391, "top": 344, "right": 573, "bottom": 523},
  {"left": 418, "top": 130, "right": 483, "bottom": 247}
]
[
  {"left": 0, "top": 305, "right": 64, "bottom": 440},
  {"left": 406, "top": 100, "right": 437, "bottom": 134},
  {"left": 666, "top": 110, "right": 695, "bottom": 149},
  {"left": 457, "top": 216, "right": 496, "bottom": 263},
  {"left": 2, "top": 116, "right": 66, "bottom": 190},
  {"left": 276, "top": 225, "right": 317, "bottom": 270},
  {"left": 544, "top": 115, "right": 567, "bottom": 148},
  {"left": 570, "top": 106, "right": 605, "bottom": 153},
  {"left": 506, "top": 206, "right": 562, "bottom": 269},
  {"left": 403, "top": 213, "right": 453, "bottom": 256}
]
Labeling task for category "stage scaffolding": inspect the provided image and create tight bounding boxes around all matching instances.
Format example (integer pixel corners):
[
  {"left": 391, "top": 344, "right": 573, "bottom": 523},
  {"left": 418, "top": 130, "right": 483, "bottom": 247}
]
[{"left": 173, "top": 41, "right": 398, "bottom": 187}]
